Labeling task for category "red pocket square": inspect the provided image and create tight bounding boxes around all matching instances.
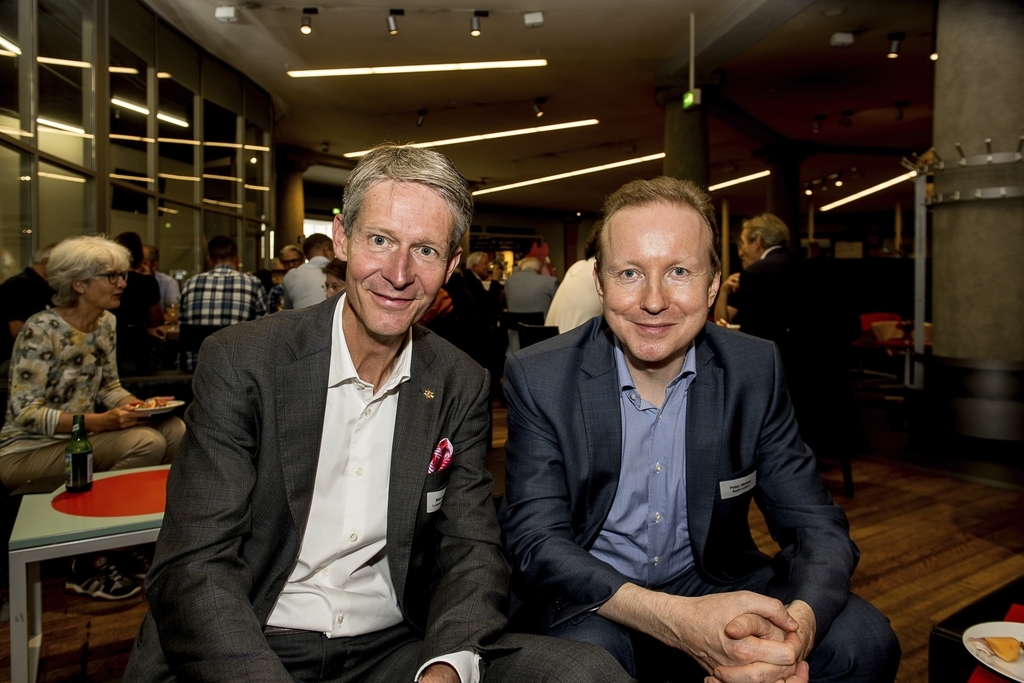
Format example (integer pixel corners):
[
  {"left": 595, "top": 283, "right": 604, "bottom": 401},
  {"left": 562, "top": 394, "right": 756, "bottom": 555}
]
[{"left": 427, "top": 438, "right": 453, "bottom": 474}]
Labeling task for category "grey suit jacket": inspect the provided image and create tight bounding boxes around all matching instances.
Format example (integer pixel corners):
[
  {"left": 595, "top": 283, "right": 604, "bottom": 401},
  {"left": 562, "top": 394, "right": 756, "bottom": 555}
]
[
  {"left": 498, "top": 318, "right": 857, "bottom": 642},
  {"left": 125, "top": 296, "right": 508, "bottom": 682}
]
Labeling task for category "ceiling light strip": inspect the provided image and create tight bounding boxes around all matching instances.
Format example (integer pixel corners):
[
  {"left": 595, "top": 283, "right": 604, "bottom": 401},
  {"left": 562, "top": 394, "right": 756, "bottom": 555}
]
[
  {"left": 288, "top": 58, "right": 547, "bottom": 78},
  {"left": 344, "top": 119, "right": 600, "bottom": 158},
  {"left": 111, "top": 97, "right": 149, "bottom": 115},
  {"left": 158, "top": 137, "right": 200, "bottom": 145},
  {"left": 204, "top": 141, "right": 242, "bottom": 149},
  {"left": 0, "top": 49, "right": 17, "bottom": 58},
  {"left": 244, "top": 184, "right": 270, "bottom": 191},
  {"left": 203, "top": 174, "right": 244, "bottom": 182},
  {"left": 0, "top": 34, "right": 22, "bottom": 55},
  {"left": 243, "top": 144, "right": 270, "bottom": 151},
  {"left": 158, "top": 206, "right": 179, "bottom": 214},
  {"left": 110, "top": 173, "right": 154, "bottom": 182},
  {"left": 38, "top": 171, "right": 86, "bottom": 183},
  {"left": 110, "top": 133, "right": 154, "bottom": 143},
  {"left": 202, "top": 198, "right": 243, "bottom": 208},
  {"left": 157, "top": 112, "right": 190, "bottom": 128},
  {"left": 0, "top": 126, "right": 33, "bottom": 138},
  {"left": 708, "top": 170, "right": 771, "bottom": 192},
  {"left": 472, "top": 153, "right": 666, "bottom": 196},
  {"left": 819, "top": 171, "right": 917, "bottom": 211},
  {"left": 37, "top": 56, "right": 92, "bottom": 68},
  {"left": 158, "top": 173, "right": 200, "bottom": 182},
  {"left": 108, "top": 66, "right": 139, "bottom": 74}
]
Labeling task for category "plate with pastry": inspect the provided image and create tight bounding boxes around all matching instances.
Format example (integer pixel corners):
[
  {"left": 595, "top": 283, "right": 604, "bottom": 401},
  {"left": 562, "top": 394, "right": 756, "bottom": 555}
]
[
  {"left": 963, "top": 621, "right": 1024, "bottom": 682},
  {"left": 131, "top": 398, "right": 185, "bottom": 415}
]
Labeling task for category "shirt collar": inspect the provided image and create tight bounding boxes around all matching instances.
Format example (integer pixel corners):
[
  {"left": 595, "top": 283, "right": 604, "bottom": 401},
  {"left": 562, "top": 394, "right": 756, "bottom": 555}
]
[
  {"left": 612, "top": 337, "right": 696, "bottom": 391},
  {"left": 329, "top": 293, "right": 413, "bottom": 393},
  {"left": 760, "top": 245, "right": 783, "bottom": 260}
]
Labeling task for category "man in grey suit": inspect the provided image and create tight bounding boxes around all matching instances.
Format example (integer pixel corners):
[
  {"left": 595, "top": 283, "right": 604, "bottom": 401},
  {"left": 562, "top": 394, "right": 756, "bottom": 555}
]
[
  {"left": 504, "top": 256, "right": 558, "bottom": 317},
  {"left": 125, "top": 145, "right": 629, "bottom": 683},
  {"left": 499, "top": 177, "right": 900, "bottom": 683}
]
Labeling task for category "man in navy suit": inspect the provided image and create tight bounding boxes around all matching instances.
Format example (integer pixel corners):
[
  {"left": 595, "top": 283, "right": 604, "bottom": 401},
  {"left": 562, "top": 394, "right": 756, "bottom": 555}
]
[{"left": 499, "top": 177, "right": 899, "bottom": 683}]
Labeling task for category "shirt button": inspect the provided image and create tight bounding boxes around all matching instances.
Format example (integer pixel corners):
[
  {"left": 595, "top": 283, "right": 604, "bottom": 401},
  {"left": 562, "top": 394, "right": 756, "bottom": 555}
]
[
  {"left": 336, "top": 614, "right": 344, "bottom": 625},
  {"left": 654, "top": 512, "right": 662, "bottom": 523},
  {"left": 354, "top": 467, "right": 364, "bottom": 476},
  {"left": 322, "top": 568, "right": 330, "bottom": 576},
  {"left": 630, "top": 393, "right": 637, "bottom": 401},
  {"left": 653, "top": 557, "right": 660, "bottom": 565},
  {"left": 363, "top": 407, "right": 371, "bottom": 417},
  {"left": 349, "top": 533, "right": 358, "bottom": 542},
  {"left": 655, "top": 463, "right": 662, "bottom": 473}
]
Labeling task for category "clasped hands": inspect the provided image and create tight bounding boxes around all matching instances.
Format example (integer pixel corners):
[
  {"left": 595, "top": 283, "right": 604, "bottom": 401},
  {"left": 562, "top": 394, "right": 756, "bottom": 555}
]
[{"left": 601, "top": 584, "right": 815, "bottom": 683}]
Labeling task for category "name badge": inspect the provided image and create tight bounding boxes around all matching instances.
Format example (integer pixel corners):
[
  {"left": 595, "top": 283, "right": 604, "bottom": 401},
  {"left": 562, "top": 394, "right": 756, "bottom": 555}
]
[
  {"left": 719, "top": 471, "right": 756, "bottom": 500},
  {"left": 427, "top": 487, "right": 447, "bottom": 513}
]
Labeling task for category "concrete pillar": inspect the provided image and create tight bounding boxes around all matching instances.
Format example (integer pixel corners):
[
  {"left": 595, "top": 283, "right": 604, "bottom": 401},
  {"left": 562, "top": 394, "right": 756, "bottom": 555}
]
[
  {"left": 763, "top": 150, "right": 802, "bottom": 247},
  {"left": 663, "top": 98, "right": 709, "bottom": 188},
  {"left": 275, "top": 156, "right": 307, "bottom": 250},
  {"left": 929, "top": 0, "right": 1024, "bottom": 440}
]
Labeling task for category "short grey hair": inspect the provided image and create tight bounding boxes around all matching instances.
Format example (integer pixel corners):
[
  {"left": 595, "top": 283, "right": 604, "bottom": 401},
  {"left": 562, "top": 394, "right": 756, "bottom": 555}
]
[
  {"left": 48, "top": 236, "right": 130, "bottom": 307},
  {"left": 466, "top": 251, "right": 488, "bottom": 269},
  {"left": 597, "top": 176, "right": 721, "bottom": 278},
  {"left": 342, "top": 144, "right": 473, "bottom": 258},
  {"left": 742, "top": 213, "right": 790, "bottom": 249},
  {"left": 518, "top": 256, "right": 542, "bottom": 273},
  {"left": 33, "top": 243, "right": 57, "bottom": 264}
]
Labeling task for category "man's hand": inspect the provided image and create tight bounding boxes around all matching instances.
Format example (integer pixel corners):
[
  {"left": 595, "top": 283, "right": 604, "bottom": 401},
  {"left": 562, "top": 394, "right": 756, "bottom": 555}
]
[
  {"left": 722, "top": 272, "right": 741, "bottom": 294},
  {"left": 419, "top": 662, "right": 460, "bottom": 683},
  {"left": 598, "top": 585, "right": 800, "bottom": 680},
  {"left": 711, "top": 600, "right": 816, "bottom": 683}
]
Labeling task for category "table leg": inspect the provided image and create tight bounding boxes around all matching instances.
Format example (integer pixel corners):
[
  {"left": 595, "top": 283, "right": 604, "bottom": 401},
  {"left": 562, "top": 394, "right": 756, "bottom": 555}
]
[
  {"left": 9, "top": 553, "right": 28, "bottom": 683},
  {"left": 28, "top": 560, "right": 41, "bottom": 683}
]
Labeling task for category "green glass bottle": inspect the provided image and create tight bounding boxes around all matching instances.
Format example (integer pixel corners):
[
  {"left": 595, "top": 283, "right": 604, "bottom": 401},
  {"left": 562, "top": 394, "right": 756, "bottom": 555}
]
[{"left": 65, "top": 414, "right": 93, "bottom": 492}]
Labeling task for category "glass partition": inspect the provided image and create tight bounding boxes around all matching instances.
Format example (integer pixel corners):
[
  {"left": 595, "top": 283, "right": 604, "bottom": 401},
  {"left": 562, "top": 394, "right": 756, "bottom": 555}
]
[
  {"left": 110, "top": 182, "right": 149, "bottom": 238},
  {"left": 108, "top": 37, "right": 150, "bottom": 182},
  {"left": 157, "top": 77, "right": 197, "bottom": 203},
  {"left": 0, "top": 1, "right": 28, "bottom": 141},
  {"left": 157, "top": 199, "right": 197, "bottom": 280},
  {"left": 202, "top": 99, "right": 239, "bottom": 212},
  {"left": 37, "top": 0, "right": 95, "bottom": 167},
  {"left": 0, "top": 142, "right": 33, "bottom": 281},
  {"left": 38, "top": 160, "right": 91, "bottom": 246}
]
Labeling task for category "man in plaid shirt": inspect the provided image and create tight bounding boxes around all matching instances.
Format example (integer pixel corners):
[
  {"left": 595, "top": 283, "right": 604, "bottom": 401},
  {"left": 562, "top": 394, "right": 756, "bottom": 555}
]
[{"left": 178, "top": 235, "right": 268, "bottom": 370}]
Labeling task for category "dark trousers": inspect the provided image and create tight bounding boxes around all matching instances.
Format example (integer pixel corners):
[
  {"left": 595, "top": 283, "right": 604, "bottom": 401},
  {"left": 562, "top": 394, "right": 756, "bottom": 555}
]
[
  {"left": 545, "top": 566, "right": 900, "bottom": 683},
  {"left": 265, "top": 623, "right": 636, "bottom": 683}
]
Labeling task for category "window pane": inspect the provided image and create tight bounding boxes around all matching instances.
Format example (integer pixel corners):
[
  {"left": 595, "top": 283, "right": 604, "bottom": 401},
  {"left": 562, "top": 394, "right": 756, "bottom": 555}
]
[
  {"left": 203, "top": 99, "right": 238, "bottom": 210},
  {"left": 38, "top": 160, "right": 91, "bottom": 245},
  {"left": 109, "top": 37, "right": 150, "bottom": 181},
  {"left": 110, "top": 183, "right": 149, "bottom": 239},
  {"left": 243, "top": 121, "right": 266, "bottom": 218},
  {"left": 0, "top": 142, "right": 33, "bottom": 280},
  {"left": 157, "top": 77, "right": 197, "bottom": 203},
  {"left": 157, "top": 200, "right": 196, "bottom": 280},
  {"left": 244, "top": 219, "right": 266, "bottom": 274},
  {"left": 0, "top": 2, "right": 29, "bottom": 141},
  {"left": 37, "top": 0, "right": 95, "bottom": 166}
]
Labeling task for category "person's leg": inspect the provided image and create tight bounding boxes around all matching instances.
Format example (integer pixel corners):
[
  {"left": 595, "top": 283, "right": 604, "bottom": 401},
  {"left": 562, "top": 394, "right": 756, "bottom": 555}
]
[
  {"left": 89, "top": 427, "right": 168, "bottom": 471},
  {"left": 484, "top": 632, "right": 636, "bottom": 683},
  {"left": 151, "top": 415, "right": 185, "bottom": 463},
  {"left": 265, "top": 623, "right": 422, "bottom": 683},
  {"left": 0, "top": 442, "right": 67, "bottom": 488},
  {"left": 542, "top": 611, "right": 638, "bottom": 677}
]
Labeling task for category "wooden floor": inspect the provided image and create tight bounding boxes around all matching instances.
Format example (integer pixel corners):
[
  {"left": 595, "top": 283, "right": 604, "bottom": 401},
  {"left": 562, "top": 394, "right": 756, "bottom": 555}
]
[{"left": 0, "top": 404, "right": 1022, "bottom": 683}]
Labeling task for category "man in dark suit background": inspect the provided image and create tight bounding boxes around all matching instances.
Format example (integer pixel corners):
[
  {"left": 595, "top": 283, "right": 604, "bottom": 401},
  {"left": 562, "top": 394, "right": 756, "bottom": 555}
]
[
  {"left": 125, "top": 145, "right": 628, "bottom": 683},
  {"left": 499, "top": 177, "right": 899, "bottom": 683}
]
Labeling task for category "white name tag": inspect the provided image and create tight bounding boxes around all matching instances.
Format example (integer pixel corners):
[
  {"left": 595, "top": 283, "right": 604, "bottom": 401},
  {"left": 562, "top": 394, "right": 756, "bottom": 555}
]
[
  {"left": 719, "top": 471, "right": 757, "bottom": 499},
  {"left": 427, "top": 487, "right": 447, "bottom": 513}
]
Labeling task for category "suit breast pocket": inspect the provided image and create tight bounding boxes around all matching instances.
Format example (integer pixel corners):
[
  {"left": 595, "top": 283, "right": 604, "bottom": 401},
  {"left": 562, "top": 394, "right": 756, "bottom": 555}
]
[{"left": 421, "top": 469, "right": 451, "bottom": 516}]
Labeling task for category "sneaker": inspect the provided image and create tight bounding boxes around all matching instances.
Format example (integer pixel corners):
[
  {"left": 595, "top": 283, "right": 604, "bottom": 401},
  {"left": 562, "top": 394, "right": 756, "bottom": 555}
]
[
  {"left": 66, "top": 560, "right": 141, "bottom": 600},
  {"left": 112, "top": 549, "right": 152, "bottom": 582}
]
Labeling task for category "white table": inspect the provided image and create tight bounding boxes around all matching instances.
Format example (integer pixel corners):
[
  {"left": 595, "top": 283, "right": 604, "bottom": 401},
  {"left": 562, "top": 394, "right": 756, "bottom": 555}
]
[{"left": 8, "top": 465, "right": 168, "bottom": 683}]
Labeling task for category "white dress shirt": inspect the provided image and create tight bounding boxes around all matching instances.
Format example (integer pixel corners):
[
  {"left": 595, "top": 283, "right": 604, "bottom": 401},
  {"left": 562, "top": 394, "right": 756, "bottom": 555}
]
[{"left": 266, "top": 295, "right": 479, "bottom": 682}]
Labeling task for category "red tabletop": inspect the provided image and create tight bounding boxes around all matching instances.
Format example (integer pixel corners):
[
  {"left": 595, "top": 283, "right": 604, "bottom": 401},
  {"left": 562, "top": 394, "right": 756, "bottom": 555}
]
[{"left": 51, "top": 469, "right": 169, "bottom": 517}]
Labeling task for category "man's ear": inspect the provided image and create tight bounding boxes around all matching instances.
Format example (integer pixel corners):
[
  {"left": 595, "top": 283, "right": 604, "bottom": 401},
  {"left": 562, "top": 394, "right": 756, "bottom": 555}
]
[
  {"left": 707, "top": 270, "right": 722, "bottom": 309},
  {"left": 592, "top": 262, "right": 605, "bottom": 303},
  {"left": 332, "top": 214, "right": 347, "bottom": 261},
  {"left": 445, "top": 248, "right": 462, "bottom": 283}
]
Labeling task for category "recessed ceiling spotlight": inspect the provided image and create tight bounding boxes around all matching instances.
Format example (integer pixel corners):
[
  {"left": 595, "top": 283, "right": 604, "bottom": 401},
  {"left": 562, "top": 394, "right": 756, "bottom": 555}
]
[
  {"left": 887, "top": 32, "right": 905, "bottom": 59},
  {"left": 471, "top": 10, "right": 488, "bottom": 37},
  {"left": 388, "top": 9, "right": 403, "bottom": 36},
  {"left": 822, "top": 7, "right": 846, "bottom": 17},
  {"left": 533, "top": 97, "right": 546, "bottom": 118},
  {"left": 523, "top": 11, "right": 543, "bottom": 28},
  {"left": 300, "top": 15, "right": 312, "bottom": 34},
  {"left": 214, "top": 6, "right": 238, "bottom": 23},
  {"left": 805, "top": 189, "right": 813, "bottom": 196},
  {"left": 830, "top": 32, "right": 854, "bottom": 47}
]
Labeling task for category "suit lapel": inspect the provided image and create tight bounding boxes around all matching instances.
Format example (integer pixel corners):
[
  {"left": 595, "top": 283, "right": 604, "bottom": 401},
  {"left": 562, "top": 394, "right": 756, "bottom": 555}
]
[
  {"left": 686, "top": 332, "right": 724, "bottom": 563},
  {"left": 579, "top": 324, "right": 623, "bottom": 545},
  {"left": 387, "top": 329, "right": 439, "bottom": 603},
  {"left": 275, "top": 300, "right": 335, "bottom": 536}
]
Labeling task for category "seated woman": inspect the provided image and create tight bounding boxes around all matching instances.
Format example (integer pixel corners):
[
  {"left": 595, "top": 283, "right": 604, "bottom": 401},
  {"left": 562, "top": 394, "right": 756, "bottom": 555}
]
[
  {"left": 0, "top": 236, "right": 185, "bottom": 597},
  {"left": 322, "top": 257, "right": 346, "bottom": 298}
]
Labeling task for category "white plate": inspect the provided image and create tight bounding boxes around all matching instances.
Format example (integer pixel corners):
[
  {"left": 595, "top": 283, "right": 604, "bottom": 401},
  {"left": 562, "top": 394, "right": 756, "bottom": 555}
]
[
  {"left": 962, "top": 621, "right": 1024, "bottom": 682},
  {"left": 132, "top": 400, "right": 185, "bottom": 416}
]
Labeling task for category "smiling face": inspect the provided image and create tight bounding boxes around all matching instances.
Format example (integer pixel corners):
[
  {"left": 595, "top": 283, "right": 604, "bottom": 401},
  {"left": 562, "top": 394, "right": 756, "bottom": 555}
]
[
  {"left": 596, "top": 202, "right": 720, "bottom": 377},
  {"left": 334, "top": 180, "right": 460, "bottom": 352}
]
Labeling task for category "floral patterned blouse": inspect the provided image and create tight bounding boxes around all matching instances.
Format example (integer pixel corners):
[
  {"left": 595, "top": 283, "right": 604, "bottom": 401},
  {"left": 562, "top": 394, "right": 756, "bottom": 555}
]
[{"left": 0, "top": 309, "right": 131, "bottom": 456}]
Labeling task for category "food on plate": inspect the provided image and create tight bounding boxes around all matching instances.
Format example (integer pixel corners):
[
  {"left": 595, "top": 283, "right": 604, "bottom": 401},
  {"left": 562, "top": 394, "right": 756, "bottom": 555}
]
[
  {"left": 134, "top": 397, "right": 172, "bottom": 411},
  {"left": 969, "top": 636, "right": 1023, "bottom": 662}
]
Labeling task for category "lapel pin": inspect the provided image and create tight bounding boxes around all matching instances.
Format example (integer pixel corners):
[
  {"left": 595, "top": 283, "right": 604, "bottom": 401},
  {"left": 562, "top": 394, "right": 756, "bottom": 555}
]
[{"left": 423, "top": 389, "right": 435, "bottom": 400}]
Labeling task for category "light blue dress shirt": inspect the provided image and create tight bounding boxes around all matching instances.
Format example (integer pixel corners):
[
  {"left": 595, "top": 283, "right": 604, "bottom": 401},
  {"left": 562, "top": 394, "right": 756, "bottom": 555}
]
[{"left": 588, "top": 340, "right": 697, "bottom": 587}]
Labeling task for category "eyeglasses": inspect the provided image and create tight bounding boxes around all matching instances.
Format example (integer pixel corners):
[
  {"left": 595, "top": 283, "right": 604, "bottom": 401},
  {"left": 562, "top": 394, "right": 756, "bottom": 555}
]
[
  {"left": 281, "top": 258, "right": 304, "bottom": 267},
  {"left": 96, "top": 271, "right": 129, "bottom": 284}
]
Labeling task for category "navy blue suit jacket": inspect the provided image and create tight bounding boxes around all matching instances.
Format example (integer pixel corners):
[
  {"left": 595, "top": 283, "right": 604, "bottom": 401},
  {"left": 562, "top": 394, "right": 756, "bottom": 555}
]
[{"left": 498, "top": 318, "right": 858, "bottom": 641}]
